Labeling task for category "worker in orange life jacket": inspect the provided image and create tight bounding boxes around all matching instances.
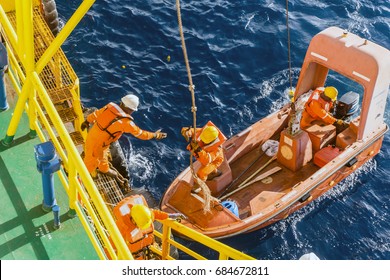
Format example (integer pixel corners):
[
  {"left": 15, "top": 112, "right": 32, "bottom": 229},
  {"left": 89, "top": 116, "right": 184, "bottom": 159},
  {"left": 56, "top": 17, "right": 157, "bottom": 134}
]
[
  {"left": 181, "top": 122, "right": 226, "bottom": 188},
  {"left": 81, "top": 94, "right": 167, "bottom": 181},
  {"left": 300, "top": 86, "right": 348, "bottom": 130},
  {"left": 113, "top": 195, "right": 185, "bottom": 259}
]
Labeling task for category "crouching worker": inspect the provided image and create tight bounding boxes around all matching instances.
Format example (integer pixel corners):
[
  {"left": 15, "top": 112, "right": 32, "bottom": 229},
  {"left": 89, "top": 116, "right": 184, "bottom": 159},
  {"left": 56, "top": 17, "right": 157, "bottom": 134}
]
[
  {"left": 113, "top": 194, "right": 185, "bottom": 259},
  {"left": 181, "top": 121, "right": 227, "bottom": 193},
  {"left": 81, "top": 94, "right": 167, "bottom": 186},
  {"left": 300, "top": 86, "right": 349, "bottom": 133}
]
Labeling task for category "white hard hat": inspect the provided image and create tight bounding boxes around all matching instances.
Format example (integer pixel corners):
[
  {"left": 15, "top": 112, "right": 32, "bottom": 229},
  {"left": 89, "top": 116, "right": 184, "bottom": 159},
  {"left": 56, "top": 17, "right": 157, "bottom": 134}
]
[{"left": 121, "top": 94, "right": 139, "bottom": 111}]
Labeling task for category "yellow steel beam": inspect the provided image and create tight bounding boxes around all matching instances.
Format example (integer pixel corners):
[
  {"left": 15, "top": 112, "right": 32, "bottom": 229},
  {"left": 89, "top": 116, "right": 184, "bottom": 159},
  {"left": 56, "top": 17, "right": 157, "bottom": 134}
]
[
  {"left": 16, "top": 0, "right": 24, "bottom": 57},
  {"left": 36, "top": 0, "right": 96, "bottom": 74},
  {"left": 161, "top": 219, "right": 256, "bottom": 260}
]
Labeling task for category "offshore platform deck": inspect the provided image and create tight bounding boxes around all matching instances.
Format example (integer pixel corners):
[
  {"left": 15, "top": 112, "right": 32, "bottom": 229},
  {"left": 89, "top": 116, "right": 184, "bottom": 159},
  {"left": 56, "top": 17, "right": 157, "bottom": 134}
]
[{"left": 0, "top": 82, "right": 98, "bottom": 259}]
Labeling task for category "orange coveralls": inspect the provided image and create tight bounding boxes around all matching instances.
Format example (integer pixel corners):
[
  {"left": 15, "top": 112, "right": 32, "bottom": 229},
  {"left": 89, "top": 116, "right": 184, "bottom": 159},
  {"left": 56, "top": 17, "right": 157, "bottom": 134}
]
[
  {"left": 187, "top": 127, "right": 225, "bottom": 181},
  {"left": 300, "top": 88, "right": 336, "bottom": 129},
  {"left": 83, "top": 102, "right": 155, "bottom": 173},
  {"left": 113, "top": 196, "right": 169, "bottom": 256}
]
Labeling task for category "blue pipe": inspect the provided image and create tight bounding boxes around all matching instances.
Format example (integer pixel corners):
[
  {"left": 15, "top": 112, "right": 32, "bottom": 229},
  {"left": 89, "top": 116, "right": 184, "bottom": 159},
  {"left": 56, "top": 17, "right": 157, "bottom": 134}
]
[
  {"left": 34, "top": 142, "right": 62, "bottom": 212},
  {"left": 52, "top": 205, "right": 61, "bottom": 229},
  {"left": 0, "top": 42, "right": 8, "bottom": 111}
]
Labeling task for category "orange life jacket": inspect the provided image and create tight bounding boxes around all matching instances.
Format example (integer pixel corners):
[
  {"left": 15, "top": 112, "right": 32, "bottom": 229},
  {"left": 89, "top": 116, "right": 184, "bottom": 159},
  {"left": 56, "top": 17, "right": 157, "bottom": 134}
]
[
  {"left": 113, "top": 195, "right": 154, "bottom": 257},
  {"left": 304, "top": 88, "right": 334, "bottom": 119},
  {"left": 95, "top": 102, "right": 133, "bottom": 142},
  {"left": 194, "top": 121, "right": 227, "bottom": 153}
]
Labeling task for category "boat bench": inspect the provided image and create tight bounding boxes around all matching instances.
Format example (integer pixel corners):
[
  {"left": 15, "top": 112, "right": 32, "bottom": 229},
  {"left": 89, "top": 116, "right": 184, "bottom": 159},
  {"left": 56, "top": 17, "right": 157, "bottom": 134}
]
[{"left": 205, "top": 149, "right": 233, "bottom": 197}]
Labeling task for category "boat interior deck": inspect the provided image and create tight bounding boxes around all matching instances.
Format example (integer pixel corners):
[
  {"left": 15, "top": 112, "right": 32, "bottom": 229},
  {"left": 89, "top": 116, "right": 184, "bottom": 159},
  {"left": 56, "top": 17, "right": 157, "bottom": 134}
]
[{"left": 224, "top": 146, "right": 320, "bottom": 219}]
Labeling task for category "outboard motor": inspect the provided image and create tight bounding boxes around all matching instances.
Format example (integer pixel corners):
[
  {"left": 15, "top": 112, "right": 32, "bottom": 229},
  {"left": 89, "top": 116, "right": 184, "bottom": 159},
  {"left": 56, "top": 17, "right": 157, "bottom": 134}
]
[{"left": 334, "top": 91, "right": 360, "bottom": 121}]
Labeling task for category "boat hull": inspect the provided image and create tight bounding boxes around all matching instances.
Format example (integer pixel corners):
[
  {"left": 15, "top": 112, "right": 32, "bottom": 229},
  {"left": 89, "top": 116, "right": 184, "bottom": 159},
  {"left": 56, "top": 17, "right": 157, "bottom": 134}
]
[{"left": 160, "top": 108, "right": 387, "bottom": 239}]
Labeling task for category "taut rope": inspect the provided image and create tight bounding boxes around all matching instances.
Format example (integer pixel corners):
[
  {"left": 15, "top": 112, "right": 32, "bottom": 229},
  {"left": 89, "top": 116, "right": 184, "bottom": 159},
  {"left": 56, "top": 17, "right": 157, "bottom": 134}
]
[{"left": 175, "top": 0, "right": 214, "bottom": 212}]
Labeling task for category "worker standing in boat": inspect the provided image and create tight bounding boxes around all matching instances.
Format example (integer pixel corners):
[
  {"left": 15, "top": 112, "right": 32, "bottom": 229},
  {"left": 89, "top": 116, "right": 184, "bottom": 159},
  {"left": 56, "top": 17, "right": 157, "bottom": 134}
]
[
  {"left": 81, "top": 94, "right": 167, "bottom": 181},
  {"left": 181, "top": 122, "right": 226, "bottom": 191},
  {"left": 300, "top": 86, "right": 348, "bottom": 130}
]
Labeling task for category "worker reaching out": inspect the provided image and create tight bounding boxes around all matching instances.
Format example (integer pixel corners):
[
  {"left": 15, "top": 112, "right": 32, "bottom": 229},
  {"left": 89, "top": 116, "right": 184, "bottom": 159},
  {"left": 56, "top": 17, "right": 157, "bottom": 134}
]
[
  {"left": 181, "top": 122, "right": 226, "bottom": 192},
  {"left": 81, "top": 94, "right": 167, "bottom": 183}
]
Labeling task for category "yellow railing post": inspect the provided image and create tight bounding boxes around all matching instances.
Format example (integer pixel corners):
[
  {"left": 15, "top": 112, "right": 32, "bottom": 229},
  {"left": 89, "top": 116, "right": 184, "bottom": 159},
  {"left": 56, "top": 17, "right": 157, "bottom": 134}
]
[
  {"left": 161, "top": 222, "right": 172, "bottom": 260},
  {"left": 67, "top": 153, "right": 78, "bottom": 218}
]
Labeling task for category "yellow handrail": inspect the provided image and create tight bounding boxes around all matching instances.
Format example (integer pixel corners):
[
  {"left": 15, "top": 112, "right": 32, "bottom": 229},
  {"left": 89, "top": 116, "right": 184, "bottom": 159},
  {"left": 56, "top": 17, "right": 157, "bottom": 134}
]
[{"left": 154, "top": 219, "right": 255, "bottom": 260}]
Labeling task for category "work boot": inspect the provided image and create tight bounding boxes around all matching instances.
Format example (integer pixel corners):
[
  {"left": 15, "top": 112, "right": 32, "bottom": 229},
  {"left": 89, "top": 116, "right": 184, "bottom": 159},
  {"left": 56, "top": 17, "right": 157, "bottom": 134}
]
[{"left": 207, "top": 169, "right": 222, "bottom": 181}]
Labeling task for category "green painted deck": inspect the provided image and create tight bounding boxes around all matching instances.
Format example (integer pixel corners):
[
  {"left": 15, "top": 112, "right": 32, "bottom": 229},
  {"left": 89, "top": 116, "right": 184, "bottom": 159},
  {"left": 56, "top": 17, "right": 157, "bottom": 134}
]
[{"left": 0, "top": 79, "right": 98, "bottom": 260}]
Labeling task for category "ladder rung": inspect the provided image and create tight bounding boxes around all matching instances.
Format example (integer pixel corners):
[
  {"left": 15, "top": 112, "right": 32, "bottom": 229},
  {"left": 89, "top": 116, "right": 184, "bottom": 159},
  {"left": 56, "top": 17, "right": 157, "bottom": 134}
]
[
  {"left": 57, "top": 131, "right": 84, "bottom": 148},
  {"left": 47, "top": 88, "right": 73, "bottom": 104},
  {"left": 45, "top": 107, "right": 77, "bottom": 125}
]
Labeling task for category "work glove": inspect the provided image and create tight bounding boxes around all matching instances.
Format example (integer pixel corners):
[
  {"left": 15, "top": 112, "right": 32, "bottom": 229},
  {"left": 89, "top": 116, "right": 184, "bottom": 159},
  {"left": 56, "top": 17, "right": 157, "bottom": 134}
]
[
  {"left": 335, "top": 119, "right": 346, "bottom": 126},
  {"left": 81, "top": 120, "right": 90, "bottom": 131},
  {"left": 181, "top": 127, "right": 193, "bottom": 142},
  {"left": 188, "top": 140, "right": 202, "bottom": 156},
  {"left": 168, "top": 213, "right": 187, "bottom": 221},
  {"left": 154, "top": 129, "right": 167, "bottom": 140}
]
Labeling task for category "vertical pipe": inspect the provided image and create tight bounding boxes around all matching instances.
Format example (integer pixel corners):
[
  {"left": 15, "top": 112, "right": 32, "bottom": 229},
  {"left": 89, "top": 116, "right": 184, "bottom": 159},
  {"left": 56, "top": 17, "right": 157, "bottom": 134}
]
[
  {"left": 41, "top": 170, "right": 57, "bottom": 211},
  {"left": 52, "top": 205, "right": 61, "bottom": 229},
  {"left": 0, "top": 42, "right": 8, "bottom": 111},
  {"left": 22, "top": 0, "right": 37, "bottom": 137}
]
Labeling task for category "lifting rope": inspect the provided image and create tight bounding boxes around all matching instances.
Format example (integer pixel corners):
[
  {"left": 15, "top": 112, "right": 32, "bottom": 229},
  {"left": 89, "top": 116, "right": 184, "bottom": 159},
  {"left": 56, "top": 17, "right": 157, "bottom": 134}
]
[
  {"left": 285, "top": 0, "right": 293, "bottom": 94},
  {"left": 175, "top": 0, "right": 215, "bottom": 212}
]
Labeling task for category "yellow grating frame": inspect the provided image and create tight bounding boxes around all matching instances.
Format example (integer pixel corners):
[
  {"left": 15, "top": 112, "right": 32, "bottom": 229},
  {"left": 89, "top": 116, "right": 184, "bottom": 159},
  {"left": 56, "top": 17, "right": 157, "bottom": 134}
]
[
  {"left": 57, "top": 131, "right": 84, "bottom": 148},
  {"left": 45, "top": 107, "right": 77, "bottom": 125},
  {"left": 94, "top": 174, "right": 125, "bottom": 207},
  {"left": 6, "top": 8, "right": 78, "bottom": 93}
]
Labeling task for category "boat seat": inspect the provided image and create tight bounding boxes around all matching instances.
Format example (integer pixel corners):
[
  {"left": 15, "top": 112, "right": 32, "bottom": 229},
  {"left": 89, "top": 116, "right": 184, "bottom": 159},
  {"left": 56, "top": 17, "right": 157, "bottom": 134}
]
[
  {"left": 336, "top": 126, "right": 357, "bottom": 149},
  {"left": 205, "top": 149, "right": 233, "bottom": 197},
  {"left": 303, "top": 121, "right": 336, "bottom": 153}
]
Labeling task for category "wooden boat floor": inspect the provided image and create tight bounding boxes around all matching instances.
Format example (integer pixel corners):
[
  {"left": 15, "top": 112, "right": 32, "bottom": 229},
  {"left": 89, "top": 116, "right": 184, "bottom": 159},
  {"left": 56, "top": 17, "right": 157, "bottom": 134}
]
[{"left": 226, "top": 148, "right": 320, "bottom": 219}]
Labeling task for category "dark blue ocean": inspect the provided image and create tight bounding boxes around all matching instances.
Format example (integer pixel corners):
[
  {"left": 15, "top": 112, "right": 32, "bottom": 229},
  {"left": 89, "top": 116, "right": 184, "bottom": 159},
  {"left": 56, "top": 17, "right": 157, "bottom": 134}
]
[{"left": 57, "top": 0, "right": 390, "bottom": 260}]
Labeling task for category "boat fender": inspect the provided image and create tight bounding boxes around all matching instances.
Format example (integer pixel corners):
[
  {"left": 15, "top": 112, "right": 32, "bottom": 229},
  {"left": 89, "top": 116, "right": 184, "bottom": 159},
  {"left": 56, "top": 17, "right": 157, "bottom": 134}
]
[
  {"left": 221, "top": 200, "right": 239, "bottom": 217},
  {"left": 345, "top": 157, "right": 358, "bottom": 168},
  {"left": 41, "top": 0, "right": 59, "bottom": 36}
]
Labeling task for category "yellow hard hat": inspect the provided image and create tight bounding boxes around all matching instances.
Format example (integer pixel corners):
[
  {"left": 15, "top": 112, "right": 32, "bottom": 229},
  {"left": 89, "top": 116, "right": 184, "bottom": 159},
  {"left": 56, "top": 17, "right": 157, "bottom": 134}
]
[
  {"left": 324, "top": 86, "right": 338, "bottom": 101},
  {"left": 200, "top": 126, "right": 218, "bottom": 144},
  {"left": 131, "top": 204, "right": 152, "bottom": 230}
]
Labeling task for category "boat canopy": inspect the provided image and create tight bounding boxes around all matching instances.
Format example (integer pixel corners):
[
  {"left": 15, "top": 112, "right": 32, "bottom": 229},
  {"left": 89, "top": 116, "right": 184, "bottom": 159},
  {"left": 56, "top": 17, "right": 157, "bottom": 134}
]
[{"left": 294, "top": 26, "right": 390, "bottom": 140}]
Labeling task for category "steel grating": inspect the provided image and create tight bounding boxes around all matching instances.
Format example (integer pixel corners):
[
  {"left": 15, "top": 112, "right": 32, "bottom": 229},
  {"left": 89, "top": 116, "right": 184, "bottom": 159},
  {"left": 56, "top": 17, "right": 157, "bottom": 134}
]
[
  {"left": 94, "top": 173, "right": 125, "bottom": 207},
  {"left": 57, "top": 131, "right": 84, "bottom": 148},
  {"left": 6, "top": 8, "right": 77, "bottom": 92}
]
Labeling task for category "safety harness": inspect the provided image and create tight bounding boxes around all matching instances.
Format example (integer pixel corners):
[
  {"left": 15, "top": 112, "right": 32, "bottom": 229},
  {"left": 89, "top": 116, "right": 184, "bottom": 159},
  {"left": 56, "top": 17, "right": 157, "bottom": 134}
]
[{"left": 96, "top": 102, "right": 132, "bottom": 141}]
